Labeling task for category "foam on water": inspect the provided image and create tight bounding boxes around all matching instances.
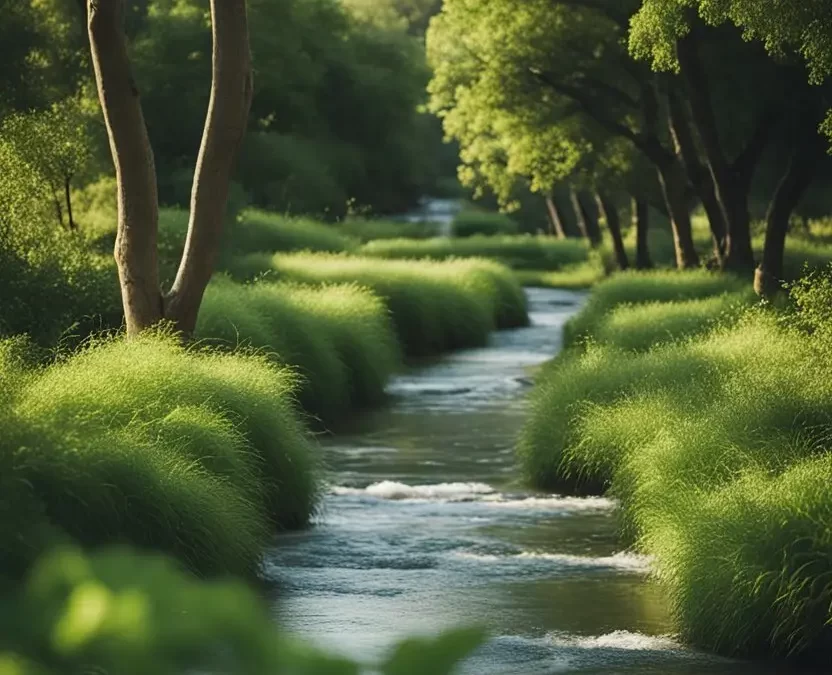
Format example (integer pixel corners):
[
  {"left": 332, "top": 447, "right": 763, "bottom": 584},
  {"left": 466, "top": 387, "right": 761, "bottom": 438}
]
[{"left": 453, "top": 550, "right": 652, "bottom": 573}]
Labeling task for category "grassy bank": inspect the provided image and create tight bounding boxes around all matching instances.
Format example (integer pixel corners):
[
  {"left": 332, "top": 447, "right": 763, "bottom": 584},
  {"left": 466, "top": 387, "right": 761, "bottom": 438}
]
[
  {"left": 226, "top": 252, "right": 528, "bottom": 357},
  {"left": 519, "top": 269, "right": 832, "bottom": 660},
  {"left": 197, "top": 279, "right": 400, "bottom": 422},
  {"left": 1, "top": 334, "right": 318, "bottom": 578},
  {"left": 361, "top": 235, "right": 590, "bottom": 271}
]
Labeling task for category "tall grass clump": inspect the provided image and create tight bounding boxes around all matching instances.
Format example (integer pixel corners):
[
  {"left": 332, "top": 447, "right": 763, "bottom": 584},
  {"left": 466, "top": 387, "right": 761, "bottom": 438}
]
[
  {"left": 452, "top": 209, "right": 519, "bottom": 237},
  {"left": 521, "top": 268, "right": 832, "bottom": 659},
  {"left": 4, "top": 335, "right": 319, "bottom": 576},
  {"left": 564, "top": 269, "right": 748, "bottom": 347},
  {"left": 590, "top": 291, "right": 755, "bottom": 352},
  {"left": 228, "top": 209, "right": 357, "bottom": 255},
  {"left": 361, "top": 235, "right": 590, "bottom": 271},
  {"left": 197, "top": 278, "right": 400, "bottom": 420},
  {"left": 230, "top": 253, "right": 529, "bottom": 357},
  {"left": 336, "top": 218, "right": 437, "bottom": 242},
  {"left": 515, "top": 260, "right": 605, "bottom": 289}
]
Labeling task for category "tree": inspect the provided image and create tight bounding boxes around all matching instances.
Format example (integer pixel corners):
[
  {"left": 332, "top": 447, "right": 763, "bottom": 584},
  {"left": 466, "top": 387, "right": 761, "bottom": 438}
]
[
  {"left": 631, "top": 0, "right": 832, "bottom": 291},
  {"left": 427, "top": 0, "right": 697, "bottom": 267},
  {"left": 0, "top": 100, "right": 92, "bottom": 232},
  {"left": 87, "top": 0, "right": 253, "bottom": 336}
]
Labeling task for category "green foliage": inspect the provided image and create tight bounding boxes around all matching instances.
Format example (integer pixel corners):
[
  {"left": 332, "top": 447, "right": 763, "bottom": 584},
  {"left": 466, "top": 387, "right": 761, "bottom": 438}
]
[
  {"left": 336, "top": 218, "right": 438, "bottom": 242},
  {"left": 515, "top": 261, "right": 606, "bottom": 289},
  {"left": 564, "top": 269, "right": 749, "bottom": 346},
  {"left": 227, "top": 253, "right": 528, "bottom": 356},
  {"left": 0, "top": 547, "right": 485, "bottom": 675},
  {"left": 3, "top": 334, "right": 318, "bottom": 577},
  {"left": 361, "top": 235, "right": 590, "bottom": 271},
  {"left": 520, "top": 268, "right": 832, "bottom": 659},
  {"left": 451, "top": 210, "right": 519, "bottom": 238},
  {"left": 229, "top": 209, "right": 358, "bottom": 256},
  {"left": 197, "top": 279, "right": 401, "bottom": 421}
]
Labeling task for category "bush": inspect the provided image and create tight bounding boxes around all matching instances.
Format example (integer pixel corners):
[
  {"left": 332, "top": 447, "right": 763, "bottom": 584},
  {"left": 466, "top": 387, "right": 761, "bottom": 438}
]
[
  {"left": 519, "top": 269, "right": 832, "bottom": 660},
  {"left": 361, "top": 235, "right": 590, "bottom": 271},
  {"left": 515, "top": 260, "right": 606, "bottom": 289},
  {"left": 3, "top": 335, "right": 318, "bottom": 576},
  {"left": 228, "top": 209, "right": 357, "bottom": 256},
  {"left": 0, "top": 547, "right": 485, "bottom": 675},
  {"left": 564, "top": 269, "right": 749, "bottom": 347},
  {"left": 336, "top": 218, "right": 438, "bottom": 242},
  {"left": 197, "top": 279, "right": 400, "bottom": 421},
  {"left": 228, "top": 253, "right": 528, "bottom": 357},
  {"left": 452, "top": 209, "right": 518, "bottom": 237},
  {"left": 590, "top": 291, "right": 755, "bottom": 352}
]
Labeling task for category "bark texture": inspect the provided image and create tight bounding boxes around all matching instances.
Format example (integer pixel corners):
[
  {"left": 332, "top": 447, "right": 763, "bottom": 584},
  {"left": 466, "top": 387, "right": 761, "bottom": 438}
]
[
  {"left": 89, "top": 0, "right": 162, "bottom": 335},
  {"left": 88, "top": 0, "right": 252, "bottom": 336}
]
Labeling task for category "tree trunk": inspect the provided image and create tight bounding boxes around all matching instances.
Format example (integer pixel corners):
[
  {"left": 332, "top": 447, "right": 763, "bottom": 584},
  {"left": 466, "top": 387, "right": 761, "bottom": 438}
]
[
  {"left": 544, "top": 195, "right": 567, "bottom": 239},
  {"left": 166, "top": 0, "right": 253, "bottom": 334},
  {"left": 89, "top": 0, "right": 162, "bottom": 335},
  {"left": 656, "top": 158, "right": 699, "bottom": 269},
  {"left": 89, "top": 0, "right": 252, "bottom": 336},
  {"left": 632, "top": 197, "right": 652, "bottom": 269},
  {"left": 676, "top": 32, "right": 756, "bottom": 276},
  {"left": 754, "top": 129, "right": 824, "bottom": 298},
  {"left": 51, "top": 187, "right": 65, "bottom": 229},
  {"left": 665, "top": 83, "right": 725, "bottom": 262},
  {"left": 64, "top": 176, "right": 77, "bottom": 232},
  {"left": 569, "top": 186, "right": 593, "bottom": 245},
  {"left": 596, "top": 192, "right": 629, "bottom": 270},
  {"left": 577, "top": 190, "right": 603, "bottom": 246}
]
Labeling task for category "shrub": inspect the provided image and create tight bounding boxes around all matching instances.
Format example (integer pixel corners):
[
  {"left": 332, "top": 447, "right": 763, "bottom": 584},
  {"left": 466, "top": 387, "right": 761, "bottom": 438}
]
[
  {"left": 452, "top": 209, "right": 518, "bottom": 237},
  {"left": 228, "top": 209, "right": 357, "bottom": 256},
  {"left": 515, "top": 260, "right": 605, "bottom": 289},
  {"left": 564, "top": 269, "right": 749, "bottom": 347},
  {"left": 336, "top": 218, "right": 437, "bottom": 242},
  {"left": 362, "top": 235, "right": 590, "bottom": 271},
  {"left": 227, "top": 253, "right": 529, "bottom": 357},
  {"left": 197, "top": 279, "right": 400, "bottom": 420},
  {"left": 0, "top": 547, "right": 485, "bottom": 675},
  {"left": 4, "top": 335, "right": 318, "bottom": 576},
  {"left": 590, "top": 291, "right": 755, "bottom": 352}
]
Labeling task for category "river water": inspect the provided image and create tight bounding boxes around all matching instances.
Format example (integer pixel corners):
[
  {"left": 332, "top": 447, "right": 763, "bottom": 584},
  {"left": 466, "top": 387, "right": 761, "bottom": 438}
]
[{"left": 265, "top": 289, "right": 791, "bottom": 674}]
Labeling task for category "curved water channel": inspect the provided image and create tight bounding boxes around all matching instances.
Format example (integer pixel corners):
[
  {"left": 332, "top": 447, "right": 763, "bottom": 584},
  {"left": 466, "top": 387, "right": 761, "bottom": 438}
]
[{"left": 266, "top": 289, "right": 795, "bottom": 674}]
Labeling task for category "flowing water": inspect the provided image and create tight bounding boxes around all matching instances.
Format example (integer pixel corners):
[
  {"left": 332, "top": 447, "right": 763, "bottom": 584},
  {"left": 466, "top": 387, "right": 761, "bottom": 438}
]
[{"left": 265, "top": 289, "right": 795, "bottom": 674}]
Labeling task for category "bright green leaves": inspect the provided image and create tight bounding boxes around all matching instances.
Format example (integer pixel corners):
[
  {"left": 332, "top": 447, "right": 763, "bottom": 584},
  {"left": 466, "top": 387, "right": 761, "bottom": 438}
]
[{"left": 1, "top": 547, "right": 484, "bottom": 675}]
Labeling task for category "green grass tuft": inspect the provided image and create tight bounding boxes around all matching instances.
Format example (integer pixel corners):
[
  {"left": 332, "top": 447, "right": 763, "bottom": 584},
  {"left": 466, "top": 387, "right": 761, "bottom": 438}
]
[
  {"left": 361, "top": 235, "right": 590, "bottom": 271},
  {"left": 197, "top": 278, "right": 400, "bottom": 421}
]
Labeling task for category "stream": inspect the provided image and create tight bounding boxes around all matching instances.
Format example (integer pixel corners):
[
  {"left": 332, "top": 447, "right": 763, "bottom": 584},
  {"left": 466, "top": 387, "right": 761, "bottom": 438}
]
[{"left": 265, "top": 288, "right": 792, "bottom": 674}]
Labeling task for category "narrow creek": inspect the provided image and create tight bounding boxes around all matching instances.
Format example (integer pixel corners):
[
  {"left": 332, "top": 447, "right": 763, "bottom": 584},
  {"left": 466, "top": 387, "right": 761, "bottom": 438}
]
[{"left": 265, "top": 288, "right": 788, "bottom": 674}]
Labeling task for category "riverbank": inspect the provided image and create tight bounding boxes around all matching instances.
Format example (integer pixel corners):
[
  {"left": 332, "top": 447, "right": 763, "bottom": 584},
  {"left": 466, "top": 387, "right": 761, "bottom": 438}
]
[{"left": 519, "top": 269, "right": 832, "bottom": 661}]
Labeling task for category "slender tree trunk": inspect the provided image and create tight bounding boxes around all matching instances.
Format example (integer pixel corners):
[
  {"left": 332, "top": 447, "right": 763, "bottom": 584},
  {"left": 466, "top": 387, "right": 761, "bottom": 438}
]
[
  {"left": 569, "top": 186, "right": 593, "bottom": 245},
  {"left": 89, "top": 0, "right": 252, "bottom": 336},
  {"left": 754, "top": 128, "right": 824, "bottom": 298},
  {"left": 595, "top": 192, "right": 629, "bottom": 270},
  {"left": 166, "top": 0, "right": 253, "bottom": 334},
  {"left": 665, "top": 83, "right": 725, "bottom": 262},
  {"left": 632, "top": 197, "right": 652, "bottom": 269},
  {"left": 51, "top": 187, "right": 65, "bottom": 229},
  {"left": 577, "top": 190, "right": 603, "bottom": 246},
  {"left": 655, "top": 158, "right": 699, "bottom": 269},
  {"left": 676, "top": 32, "right": 756, "bottom": 275},
  {"left": 545, "top": 195, "right": 567, "bottom": 239},
  {"left": 89, "top": 0, "right": 162, "bottom": 335},
  {"left": 64, "top": 176, "right": 77, "bottom": 232}
]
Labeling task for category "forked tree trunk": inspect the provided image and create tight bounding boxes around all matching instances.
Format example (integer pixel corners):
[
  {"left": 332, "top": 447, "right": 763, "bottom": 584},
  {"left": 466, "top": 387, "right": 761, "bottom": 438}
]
[
  {"left": 545, "top": 195, "right": 567, "bottom": 239},
  {"left": 88, "top": 0, "right": 252, "bottom": 336},
  {"left": 595, "top": 192, "right": 629, "bottom": 270},
  {"left": 631, "top": 197, "right": 652, "bottom": 270}
]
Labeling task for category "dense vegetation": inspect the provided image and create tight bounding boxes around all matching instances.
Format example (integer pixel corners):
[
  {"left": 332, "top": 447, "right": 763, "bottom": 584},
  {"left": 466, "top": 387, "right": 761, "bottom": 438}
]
[
  {"left": 520, "top": 269, "right": 832, "bottom": 659},
  {"left": 4, "top": 0, "right": 832, "bottom": 669}
]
